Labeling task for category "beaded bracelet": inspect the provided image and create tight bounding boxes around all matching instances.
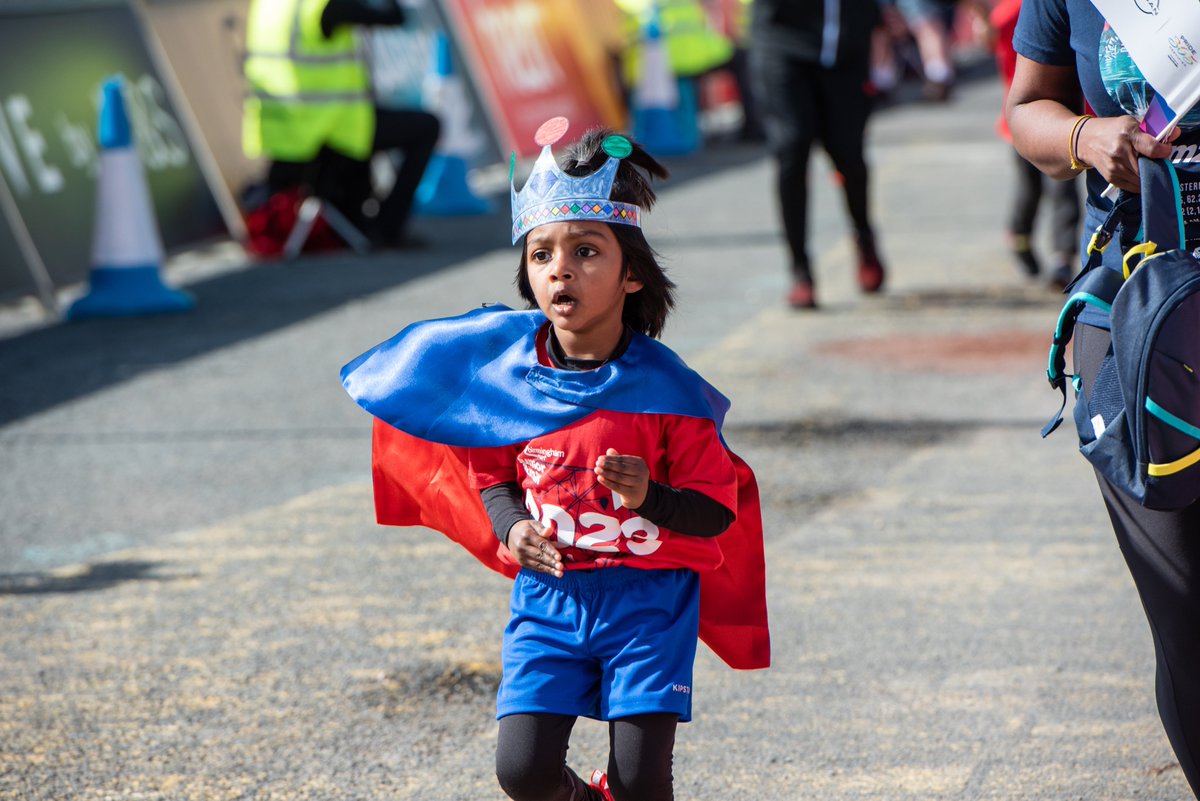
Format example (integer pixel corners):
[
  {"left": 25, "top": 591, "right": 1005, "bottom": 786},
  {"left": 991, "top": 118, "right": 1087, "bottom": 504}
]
[{"left": 1069, "top": 114, "right": 1095, "bottom": 171}]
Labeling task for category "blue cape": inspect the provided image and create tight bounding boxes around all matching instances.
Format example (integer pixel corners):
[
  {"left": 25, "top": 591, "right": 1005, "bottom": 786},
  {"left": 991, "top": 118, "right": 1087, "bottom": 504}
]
[{"left": 340, "top": 305, "right": 732, "bottom": 445}]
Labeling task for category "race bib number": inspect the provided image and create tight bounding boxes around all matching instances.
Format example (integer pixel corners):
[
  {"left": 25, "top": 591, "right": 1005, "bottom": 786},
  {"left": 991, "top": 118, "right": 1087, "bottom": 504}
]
[{"left": 525, "top": 489, "right": 662, "bottom": 556}]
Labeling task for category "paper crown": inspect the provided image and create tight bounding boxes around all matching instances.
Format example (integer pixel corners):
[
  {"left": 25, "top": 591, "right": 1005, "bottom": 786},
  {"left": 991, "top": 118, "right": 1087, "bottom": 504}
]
[{"left": 510, "top": 117, "right": 641, "bottom": 245}]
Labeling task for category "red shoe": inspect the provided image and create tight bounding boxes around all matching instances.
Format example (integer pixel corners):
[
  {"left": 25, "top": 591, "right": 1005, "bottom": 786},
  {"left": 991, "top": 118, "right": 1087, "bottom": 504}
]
[
  {"left": 857, "top": 250, "right": 886, "bottom": 294},
  {"left": 588, "top": 770, "right": 615, "bottom": 801},
  {"left": 787, "top": 281, "right": 817, "bottom": 309}
]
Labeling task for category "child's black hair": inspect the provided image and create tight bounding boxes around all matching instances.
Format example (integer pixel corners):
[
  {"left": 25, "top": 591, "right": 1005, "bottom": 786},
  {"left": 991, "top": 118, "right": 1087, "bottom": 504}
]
[{"left": 516, "top": 128, "right": 676, "bottom": 339}]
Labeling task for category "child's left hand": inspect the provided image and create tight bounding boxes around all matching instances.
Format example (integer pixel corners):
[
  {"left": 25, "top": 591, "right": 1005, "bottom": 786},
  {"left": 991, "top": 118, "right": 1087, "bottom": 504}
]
[{"left": 595, "top": 448, "right": 649, "bottom": 510}]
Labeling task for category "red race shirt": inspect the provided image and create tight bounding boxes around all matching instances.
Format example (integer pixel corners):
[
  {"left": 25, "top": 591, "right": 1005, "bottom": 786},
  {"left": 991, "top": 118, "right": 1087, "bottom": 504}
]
[{"left": 469, "top": 409, "right": 738, "bottom": 572}]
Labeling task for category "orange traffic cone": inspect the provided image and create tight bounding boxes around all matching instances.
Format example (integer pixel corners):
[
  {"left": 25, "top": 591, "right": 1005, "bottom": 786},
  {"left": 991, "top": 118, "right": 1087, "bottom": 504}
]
[{"left": 68, "top": 76, "right": 192, "bottom": 319}]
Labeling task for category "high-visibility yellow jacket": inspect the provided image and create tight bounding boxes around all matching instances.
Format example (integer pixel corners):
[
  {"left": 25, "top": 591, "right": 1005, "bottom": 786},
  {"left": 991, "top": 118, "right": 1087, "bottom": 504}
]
[
  {"left": 616, "top": 0, "right": 733, "bottom": 81},
  {"left": 242, "top": 0, "right": 374, "bottom": 162}
]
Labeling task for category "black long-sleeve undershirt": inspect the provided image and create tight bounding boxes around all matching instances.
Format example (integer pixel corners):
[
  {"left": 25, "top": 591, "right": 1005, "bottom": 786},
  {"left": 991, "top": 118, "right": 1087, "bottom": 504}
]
[{"left": 480, "top": 479, "right": 734, "bottom": 546}]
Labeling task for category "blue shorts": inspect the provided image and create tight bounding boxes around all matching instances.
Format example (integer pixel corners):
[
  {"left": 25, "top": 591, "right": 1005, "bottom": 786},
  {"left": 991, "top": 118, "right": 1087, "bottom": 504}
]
[{"left": 497, "top": 566, "right": 700, "bottom": 723}]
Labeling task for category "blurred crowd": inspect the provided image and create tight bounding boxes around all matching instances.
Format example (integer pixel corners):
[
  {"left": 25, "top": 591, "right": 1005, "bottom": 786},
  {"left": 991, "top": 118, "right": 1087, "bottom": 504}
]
[{"left": 240, "top": 0, "right": 1073, "bottom": 305}]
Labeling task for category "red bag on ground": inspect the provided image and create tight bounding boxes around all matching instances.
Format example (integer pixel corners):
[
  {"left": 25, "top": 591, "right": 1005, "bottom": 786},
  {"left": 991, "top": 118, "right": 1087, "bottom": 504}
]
[{"left": 242, "top": 187, "right": 348, "bottom": 258}]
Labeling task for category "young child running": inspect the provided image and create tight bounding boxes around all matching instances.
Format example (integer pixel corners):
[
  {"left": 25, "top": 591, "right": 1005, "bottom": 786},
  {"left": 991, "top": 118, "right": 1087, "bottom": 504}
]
[{"left": 341, "top": 118, "right": 769, "bottom": 801}]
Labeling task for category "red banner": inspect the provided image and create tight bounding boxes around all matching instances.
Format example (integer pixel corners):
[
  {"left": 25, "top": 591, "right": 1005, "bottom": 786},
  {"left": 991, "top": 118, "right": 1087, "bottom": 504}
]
[{"left": 439, "top": 0, "right": 626, "bottom": 158}]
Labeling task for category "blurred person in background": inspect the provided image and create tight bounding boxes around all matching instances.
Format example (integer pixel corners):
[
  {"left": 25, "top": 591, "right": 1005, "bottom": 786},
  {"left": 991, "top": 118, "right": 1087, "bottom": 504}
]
[
  {"left": 714, "top": 0, "right": 765, "bottom": 141},
  {"left": 579, "top": 0, "right": 632, "bottom": 127},
  {"left": 991, "top": 0, "right": 1080, "bottom": 287},
  {"left": 615, "top": 0, "right": 735, "bottom": 92},
  {"left": 242, "top": 0, "right": 440, "bottom": 250},
  {"left": 749, "top": 0, "right": 888, "bottom": 309},
  {"left": 894, "top": 0, "right": 993, "bottom": 102},
  {"left": 895, "top": 0, "right": 958, "bottom": 101},
  {"left": 868, "top": 0, "right": 905, "bottom": 100},
  {"left": 615, "top": 0, "right": 761, "bottom": 141}
]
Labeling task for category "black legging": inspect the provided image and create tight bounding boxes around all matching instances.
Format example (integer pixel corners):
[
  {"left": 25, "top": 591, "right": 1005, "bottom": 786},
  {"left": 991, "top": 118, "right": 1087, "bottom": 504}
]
[
  {"left": 496, "top": 713, "right": 677, "bottom": 801},
  {"left": 369, "top": 107, "right": 440, "bottom": 242},
  {"left": 752, "top": 50, "right": 876, "bottom": 285},
  {"left": 1076, "top": 323, "right": 1200, "bottom": 797}
]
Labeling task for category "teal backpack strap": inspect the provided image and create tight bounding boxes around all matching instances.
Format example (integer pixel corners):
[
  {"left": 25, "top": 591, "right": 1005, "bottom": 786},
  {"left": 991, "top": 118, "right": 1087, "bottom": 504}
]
[
  {"left": 1042, "top": 162, "right": 1183, "bottom": 438},
  {"left": 1042, "top": 218, "right": 1128, "bottom": 437}
]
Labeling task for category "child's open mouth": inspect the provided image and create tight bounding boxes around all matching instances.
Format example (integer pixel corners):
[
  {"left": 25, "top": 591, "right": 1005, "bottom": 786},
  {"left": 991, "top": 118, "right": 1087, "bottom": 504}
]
[{"left": 551, "top": 291, "right": 577, "bottom": 312}]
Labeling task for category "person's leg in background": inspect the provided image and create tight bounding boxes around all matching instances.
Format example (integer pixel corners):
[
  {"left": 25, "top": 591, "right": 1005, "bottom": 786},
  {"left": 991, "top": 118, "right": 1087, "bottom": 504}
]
[
  {"left": 310, "top": 148, "right": 372, "bottom": 229},
  {"left": 1008, "top": 151, "right": 1044, "bottom": 278},
  {"left": 752, "top": 48, "right": 819, "bottom": 308},
  {"left": 814, "top": 61, "right": 886, "bottom": 293},
  {"left": 895, "top": 0, "right": 955, "bottom": 101},
  {"left": 246, "top": 149, "right": 370, "bottom": 255},
  {"left": 870, "top": 0, "right": 907, "bottom": 100},
  {"left": 367, "top": 107, "right": 441, "bottom": 248},
  {"left": 1045, "top": 173, "right": 1081, "bottom": 288},
  {"left": 258, "top": 153, "right": 361, "bottom": 214},
  {"left": 724, "top": 47, "right": 765, "bottom": 141},
  {"left": 266, "top": 160, "right": 308, "bottom": 193}
]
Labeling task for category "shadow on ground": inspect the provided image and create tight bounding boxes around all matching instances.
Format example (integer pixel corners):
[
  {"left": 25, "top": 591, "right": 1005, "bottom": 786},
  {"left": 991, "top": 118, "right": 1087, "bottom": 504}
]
[
  {"left": 0, "top": 559, "right": 168, "bottom": 595},
  {"left": 0, "top": 144, "right": 769, "bottom": 427}
]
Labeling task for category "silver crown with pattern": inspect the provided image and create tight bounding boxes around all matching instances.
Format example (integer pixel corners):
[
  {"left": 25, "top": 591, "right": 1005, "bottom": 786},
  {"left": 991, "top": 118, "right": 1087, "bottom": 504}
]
[{"left": 510, "top": 117, "right": 641, "bottom": 244}]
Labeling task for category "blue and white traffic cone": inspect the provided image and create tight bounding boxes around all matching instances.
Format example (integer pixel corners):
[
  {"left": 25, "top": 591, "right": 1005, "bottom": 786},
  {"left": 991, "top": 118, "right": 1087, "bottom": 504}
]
[
  {"left": 415, "top": 33, "right": 491, "bottom": 216},
  {"left": 631, "top": 18, "right": 699, "bottom": 157},
  {"left": 67, "top": 76, "right": 193, "bottom": 320}
]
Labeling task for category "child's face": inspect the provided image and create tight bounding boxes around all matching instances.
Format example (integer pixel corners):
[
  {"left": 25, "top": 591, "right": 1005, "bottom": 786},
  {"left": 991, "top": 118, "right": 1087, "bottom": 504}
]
[{"left": 524, "top": 221, "right": 643, "bottom": 351}]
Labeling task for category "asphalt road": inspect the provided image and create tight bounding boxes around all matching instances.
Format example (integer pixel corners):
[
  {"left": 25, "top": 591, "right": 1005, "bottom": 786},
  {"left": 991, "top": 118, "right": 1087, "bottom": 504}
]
[{"left": 1, "top": 67, "right": 1193, "bottom": 800}]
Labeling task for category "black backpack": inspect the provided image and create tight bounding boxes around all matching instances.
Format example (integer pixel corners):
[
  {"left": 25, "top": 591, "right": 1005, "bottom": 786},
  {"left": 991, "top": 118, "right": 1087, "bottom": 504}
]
[{"left": 1044, "top": 157, "right": 1200, "bottom": 510}]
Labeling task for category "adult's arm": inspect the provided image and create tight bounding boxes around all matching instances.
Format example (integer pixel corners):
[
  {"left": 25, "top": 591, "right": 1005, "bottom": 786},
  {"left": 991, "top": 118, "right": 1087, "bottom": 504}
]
[{"left": 1006, "top": 55, "right": 1172, "bottom": 191}]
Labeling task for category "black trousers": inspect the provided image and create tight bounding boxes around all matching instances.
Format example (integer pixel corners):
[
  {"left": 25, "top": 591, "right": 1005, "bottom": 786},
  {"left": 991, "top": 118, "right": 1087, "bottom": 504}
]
[
  {"left": 751, "top": 50, "right": 876, "bottom": 285},
  {"left": 1010, "top": 151, "right": 1081, "bottom": 259},
  {"left": 496, "top": 713, "right": 677, "bottom": 801},
  {"left": 367, "top": 107, "right": 440, "bottom": 242},
  {"left": 266, "top": 106, "right": 440, "bottom": 245},
  {"left": 1076, "top": 323, "right": 1200, "bottom": 798}
]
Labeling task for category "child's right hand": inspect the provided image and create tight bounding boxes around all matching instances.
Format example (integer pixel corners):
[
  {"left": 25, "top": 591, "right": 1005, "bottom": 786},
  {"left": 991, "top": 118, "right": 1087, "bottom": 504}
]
[{"left": 505, "top": 519, "right": 563, "bottom": 578}]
